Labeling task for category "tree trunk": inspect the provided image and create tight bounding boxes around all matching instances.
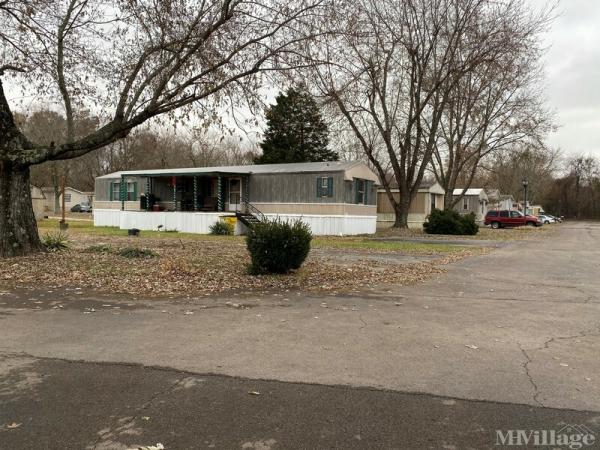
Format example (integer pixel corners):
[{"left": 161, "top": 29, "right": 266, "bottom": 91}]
[
  {"left": 392, "top": 201, "right": 410, "bottom": 228},
  {"left": 0, "top": 160, "right": 45, "bottom": 257},
  {"left": 444, "top": 191, "right": 454, "bottom": 210}
]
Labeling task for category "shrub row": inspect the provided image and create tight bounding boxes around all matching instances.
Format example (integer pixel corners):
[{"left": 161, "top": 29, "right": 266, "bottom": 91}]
[{"left": 423, "top": 209, "right": 479, "bottom": 235}]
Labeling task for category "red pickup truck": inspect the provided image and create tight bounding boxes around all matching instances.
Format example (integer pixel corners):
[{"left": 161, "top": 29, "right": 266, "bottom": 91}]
[{"left": 484, "top": 210, "right": 542, "bottom": 228}]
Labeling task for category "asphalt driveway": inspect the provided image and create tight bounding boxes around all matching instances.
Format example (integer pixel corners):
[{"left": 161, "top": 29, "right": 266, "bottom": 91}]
[{"left": 1, "top": 221, "right": 599, "bottom": 448}]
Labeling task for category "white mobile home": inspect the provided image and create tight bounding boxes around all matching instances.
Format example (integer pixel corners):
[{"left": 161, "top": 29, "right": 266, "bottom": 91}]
[{"left": 93, "top": 161, "right": 380, "bottom": 236}]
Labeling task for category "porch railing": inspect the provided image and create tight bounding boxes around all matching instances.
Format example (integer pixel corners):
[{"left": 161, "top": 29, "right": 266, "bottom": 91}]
[{"left": 242, "top": 200, "right": 266, "bottom": 222}]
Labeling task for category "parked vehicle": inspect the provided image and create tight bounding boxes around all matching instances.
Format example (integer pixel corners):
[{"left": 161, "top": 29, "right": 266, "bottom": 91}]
[
  {"left": 547, "top": 214, "right": 563, "bottom": 223},
  {"left": 537, "top": 214, "right": 555, "bottom": 224},
  {"left": 485, "top": 210, "right": 543, "bottom": 228},
  {"left": 71, "top": 202, "right": 92, "bottom": 213}
]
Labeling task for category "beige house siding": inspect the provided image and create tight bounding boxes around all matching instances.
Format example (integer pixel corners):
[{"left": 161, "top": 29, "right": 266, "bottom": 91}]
[
  {"left": 253, "top": 203, "right": 376, "bottom": 216},
  {"left": 377, "top": 191, "right": 439, "bottom": 214},
  {"left": 93, "top": 201, "right": 140, "bottom": 211},
  {"left": 32, "top": 199, "right": 46, "bottom": 219}
]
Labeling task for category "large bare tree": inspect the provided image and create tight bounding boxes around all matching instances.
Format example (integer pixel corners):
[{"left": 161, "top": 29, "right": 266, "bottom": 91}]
[
  {"left": 431, "top": 3, "right": 553, "bottom": 208},
  {"left": 307, "top": 0, "right": 549, "bottom": 227},
  {"left": 0, "top": 0, "right": 324, "bottom": 256}
]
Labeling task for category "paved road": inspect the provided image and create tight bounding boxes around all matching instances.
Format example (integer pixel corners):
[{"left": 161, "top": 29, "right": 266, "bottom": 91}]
[
  {"left": 1, "top": 222, "right": 599, "bottom": 448},
  {"left": 1, "top": 355, "right": 598, "bottom": 450}
]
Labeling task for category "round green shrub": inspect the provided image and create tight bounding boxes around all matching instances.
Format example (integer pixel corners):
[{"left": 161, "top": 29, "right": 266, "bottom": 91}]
[
  {"left": 246, "top": 219, "right": 312, "bottom": 274},
  {"left": 423, "top": 209, "right": 479, "bottom": 235}
]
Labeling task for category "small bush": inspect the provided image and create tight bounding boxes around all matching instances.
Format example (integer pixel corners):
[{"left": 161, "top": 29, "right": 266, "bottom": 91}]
[
  {"left": 209, "top": 220, "right": 234, "bottom": 236},
  {"left": 423, "top": 209, "right": 479, "bottom": 235},
  {"left": 246, "top": 219, "right": 312, "bottom": 274},
  {"left": 42, "top": 231, "right": 69, "bottom": 252},
  {"left": 117, "top": 247, "right": 157, "bottom": 258},
  {"left": 460, "top": 212, "right": 479, "bottom": 235},
  {"left": 84, "top": 244, "right": 112, "bottom": 254}
]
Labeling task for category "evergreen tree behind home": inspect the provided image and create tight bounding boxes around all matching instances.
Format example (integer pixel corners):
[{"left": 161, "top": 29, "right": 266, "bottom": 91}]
[{"left": 254, "top": 87, "right": 338, "bottom": 164}]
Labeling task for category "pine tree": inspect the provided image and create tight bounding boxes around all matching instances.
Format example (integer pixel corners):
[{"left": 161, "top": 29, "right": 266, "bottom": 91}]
[{"left": 254, "top": 87, "right": 337, "bottom": 164}]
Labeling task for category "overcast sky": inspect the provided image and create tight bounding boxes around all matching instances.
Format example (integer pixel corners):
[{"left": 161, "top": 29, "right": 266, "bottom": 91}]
[{"left": 537, "top": 0, "right": 600, "bottom": 157}]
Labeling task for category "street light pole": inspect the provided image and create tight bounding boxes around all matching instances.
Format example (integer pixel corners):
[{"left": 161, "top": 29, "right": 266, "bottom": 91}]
[{"left": 522, "top": 178, "right": 529, "bottom": 224}]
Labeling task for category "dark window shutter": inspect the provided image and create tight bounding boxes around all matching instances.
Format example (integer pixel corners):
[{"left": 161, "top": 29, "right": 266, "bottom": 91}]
[
  {"left": 109, "top": 183, "right": 113, "bottom": 201},
  {"left": 364, "top": 181, "right": 369, "bottom": 204},
  {"left": 133, "top": 182, "right": 138, "bottom": 201},
  {"left": 316, "top": 177, "right": 322, "bottom": 197},
  {"left": 355, "top": 180, "right": 360, "bottom": 204},
  {"left": 327, "top": 177, "right": 333, "bottom": 197}
]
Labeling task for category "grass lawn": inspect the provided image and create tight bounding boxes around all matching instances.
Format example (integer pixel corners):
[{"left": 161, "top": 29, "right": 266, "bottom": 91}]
[
  {"left": 312, "top": 236, "right": 464, "bottom": 253},
  {"left": 375, "top": 223, "right": 559, "bottom": 241},
  {"left": 39, "top": 219, "right": 468, "bottom": 253}
]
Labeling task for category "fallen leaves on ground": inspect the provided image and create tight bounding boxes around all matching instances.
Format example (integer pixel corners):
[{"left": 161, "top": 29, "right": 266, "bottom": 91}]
[{"left": 0, "top": 232, "right": 488, "bottom": 298}]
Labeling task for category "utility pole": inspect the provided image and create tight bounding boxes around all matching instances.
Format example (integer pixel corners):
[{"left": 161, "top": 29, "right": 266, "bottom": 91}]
[
  {"left": 59, "top": 175, "right": 68, "bottom": 230},
  {"left": 522, "top": 178, "right": 529, "bottom": 223}
]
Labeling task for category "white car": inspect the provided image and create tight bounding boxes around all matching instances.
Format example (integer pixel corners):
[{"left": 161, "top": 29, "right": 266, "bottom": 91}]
[{"left": 537, "top": 214, "right": 555, "bottom": 224}]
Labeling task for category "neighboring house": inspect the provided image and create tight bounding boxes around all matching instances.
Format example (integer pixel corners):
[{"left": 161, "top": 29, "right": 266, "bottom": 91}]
[
  {"left": 40, "top": 187, "right": 94, "bottom": 213},
  {"left": 377, "top": 181, "right": 445, "bottom": 228},
  {"left": 486, "top": 189, "right": 514, "bottom": 211},
  {"left": 512, "top": 201, "right": 544, "bottom": 216},
  {"left": 452, "top": 188, "right": 489, "bottom": 223},
  {"left": 528, "top": 204, "right": 545, "bottom": 216},
  {"left": 30, "top": 186, "right": 47, "bottom": 220},
  {"left": 93, "top": 161, "right": 380, "bottom": 235}
]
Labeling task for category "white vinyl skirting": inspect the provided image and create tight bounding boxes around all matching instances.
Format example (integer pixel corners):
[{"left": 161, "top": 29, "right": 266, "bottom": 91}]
[
  {"left": 93, "top": 209, "right": 377, "bottom": 236},
  {"left": 263, "top": 213, "right": 376, "bottom": 235}
]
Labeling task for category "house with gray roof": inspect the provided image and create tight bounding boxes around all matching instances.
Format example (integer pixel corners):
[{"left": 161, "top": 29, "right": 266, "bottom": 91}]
[
  {"left": 452, "top": 188, "right": 489, "bottom": 223},
  {"left": 93, "top": 161, "right": 380, "bottom": 235},
  {"left": 486, "top": 189, "right": 514, "bottom": 211}
]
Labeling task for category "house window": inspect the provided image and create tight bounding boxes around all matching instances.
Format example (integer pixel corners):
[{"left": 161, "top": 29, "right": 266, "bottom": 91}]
[
  {"left": 126, "top": 182, "right": 137, "bottom": 201},
  {"left": 111, "top": 182, "right": 120, "bottom": 201},
  {"left": 64, "top": 193, "right": 72, "bottom": 203},
  {"left": 355, "top": 179, "right": 366, "bottom": 204},
  {"left": 463, "top": 197, "right": 468, "bottom": 211},
  {"left": 111, "top": 181, "right": 137, "bottom": 201},
  {"left": 317, "top": 177, "right": 333, "bottom": 197}
]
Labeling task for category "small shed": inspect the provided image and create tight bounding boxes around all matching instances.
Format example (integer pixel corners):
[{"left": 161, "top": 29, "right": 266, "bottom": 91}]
[
  {"left": 452, "top": 188, "right": 489, "bottom": 222},
  {"left": 486, "top": 189, "right": 514, "bottom": 211}
]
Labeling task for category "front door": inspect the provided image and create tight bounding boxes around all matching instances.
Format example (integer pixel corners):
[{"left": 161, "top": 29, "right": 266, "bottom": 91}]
[{"left": 227, "top": 178, "right": 241, "bottom": 211}]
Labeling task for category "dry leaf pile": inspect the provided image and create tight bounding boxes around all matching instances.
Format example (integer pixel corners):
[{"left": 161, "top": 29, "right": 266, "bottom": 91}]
[{"left": 0, "top": 233, "right": 486, "bottom": 297}]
